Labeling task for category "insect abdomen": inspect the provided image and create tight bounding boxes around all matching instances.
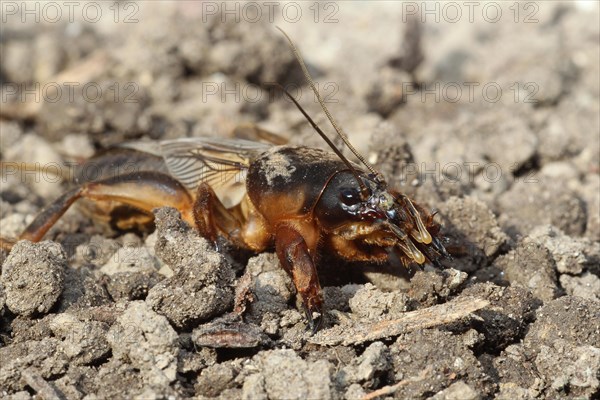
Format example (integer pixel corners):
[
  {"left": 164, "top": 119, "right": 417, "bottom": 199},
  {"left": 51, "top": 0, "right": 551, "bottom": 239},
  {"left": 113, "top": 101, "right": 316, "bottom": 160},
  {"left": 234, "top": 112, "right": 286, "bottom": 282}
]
[{"left": 72, "top": 148, "right": 169, "bottom": 186}]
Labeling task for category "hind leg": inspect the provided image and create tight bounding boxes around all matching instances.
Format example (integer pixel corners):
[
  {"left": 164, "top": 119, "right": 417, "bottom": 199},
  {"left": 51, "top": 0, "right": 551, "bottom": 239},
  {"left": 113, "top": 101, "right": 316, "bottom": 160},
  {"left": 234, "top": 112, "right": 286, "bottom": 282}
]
[
  {"left": 1, "top": 171, "right": 194, "bottom": 251},
  {"left": 193, "top": 182, "right": 270, "bottom": 251}
]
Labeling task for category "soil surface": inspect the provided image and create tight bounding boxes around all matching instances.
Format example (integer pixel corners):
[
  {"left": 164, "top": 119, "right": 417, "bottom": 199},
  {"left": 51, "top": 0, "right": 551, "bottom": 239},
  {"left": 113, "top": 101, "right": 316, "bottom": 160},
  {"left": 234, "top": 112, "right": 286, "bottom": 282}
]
[{"left": 1, "top": 2, "right": 599, "bottom": 399}]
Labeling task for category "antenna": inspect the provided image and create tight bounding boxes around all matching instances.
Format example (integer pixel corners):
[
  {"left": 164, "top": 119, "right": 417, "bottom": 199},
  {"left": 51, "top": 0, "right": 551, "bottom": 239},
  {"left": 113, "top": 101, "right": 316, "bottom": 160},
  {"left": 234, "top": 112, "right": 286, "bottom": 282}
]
[
  {"left": 275, "top": 26, "right": 387, "bottom": 188},
  {"left": 266, "top": 83, "right": 370, "bottom": 198}
]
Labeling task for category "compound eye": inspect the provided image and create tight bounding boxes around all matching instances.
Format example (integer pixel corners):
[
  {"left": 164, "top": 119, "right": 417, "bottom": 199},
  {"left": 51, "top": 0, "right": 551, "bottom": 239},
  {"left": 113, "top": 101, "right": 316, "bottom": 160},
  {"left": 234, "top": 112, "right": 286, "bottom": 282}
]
[{"left": 340, "top": 188, "right": 361, "bottom": 206}]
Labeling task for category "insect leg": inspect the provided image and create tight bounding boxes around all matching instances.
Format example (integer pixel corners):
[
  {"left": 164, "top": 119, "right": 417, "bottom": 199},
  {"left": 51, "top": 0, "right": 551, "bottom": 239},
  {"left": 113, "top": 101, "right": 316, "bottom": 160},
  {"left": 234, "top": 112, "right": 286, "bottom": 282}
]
[
  {"left": 192, "top": 182, "right": 248, "bottom": 248},
  {"left": 4, "top": 171, "right": 194, "bottom": 249},
  {"left": 274, "top": 224, "right": 324, "bottom": 333},
  {"left": 1, "top": 190, "right": 82, "bottom": 250}
]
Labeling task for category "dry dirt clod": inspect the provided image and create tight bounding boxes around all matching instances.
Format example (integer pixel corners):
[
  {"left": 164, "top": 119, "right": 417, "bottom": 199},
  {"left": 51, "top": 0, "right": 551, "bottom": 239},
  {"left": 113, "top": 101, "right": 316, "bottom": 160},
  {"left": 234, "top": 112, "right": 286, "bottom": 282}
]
[
  {"left": 177, "top": 347, "right": 217, "bottom": 375},
  {"left": 528, "top": 225, "right": 600, "bottom": 275},
  {"left": 0, "top": 338, "right": 68, "bottom": 393},
  {"left": 493, "top": 225, "right": 600, "bottom": 301},
  {"left": 534, "top": 340, "right": 600, "bottom": 397},
  {"left": 242, "top": 349, "right": 333, "bottom": 400},
  {"left": 389, "top": 329, "right": 490, "bottom": 398},
  {"left": 322, "top": 284, "right": 361, "bottom": 314},
  {"left": 497, "top": 178, "right": 587, "bottom": 238},
  {"left": 100, "top": 244, "right": 163, "bottom": 301},
  {"left": 409, "top": 268, "right": 468, "bottom": 306},
  {"left": 145, "top": 207, "right": 235, "bottom": 329},
  {"left": 438, "top": 196, "right": 508, "bottom": 272},
  {"left": 56, "top": 266, "right": 111, "bottom": 312},
  {"left": 348, "top": 283, "right": 410, "bottom": 320},
  {"left": 525, "top": 295, "right": 600, "bottom": 348},
  {"left": 48, "top": 313, "right": 111, "bottom": 365},
  {"left": 195, "top": 362, "right": 238, "bottom": 398},
  {"left": 89, "top": 358, "right": 149, "bottom": 399},
  {"left": 560, "top": 272, "right": 600, "bottom": 301},
  {"left": 107, "top": 301, "right": 179, "bottom": 388},
  {"left": 517, "top": 296, "right": 600, "bottom": 398},
  {"left": 430, "top": 380, "right": 480, "bottom": 400},
  {"left": 492, "top": 238, "right": 560, "bottom": 302},
  {"left": 1, "top": 240, "right": 66, "bottom": 316},
  {"left": 461, "top": 283, "right": 541, "bottom": 352},
  {"left": 241, "top": 252, "right": 294, "bottom": 327},
  {"left": 335, "top": 341, "right": 391, "bottom": 389}
]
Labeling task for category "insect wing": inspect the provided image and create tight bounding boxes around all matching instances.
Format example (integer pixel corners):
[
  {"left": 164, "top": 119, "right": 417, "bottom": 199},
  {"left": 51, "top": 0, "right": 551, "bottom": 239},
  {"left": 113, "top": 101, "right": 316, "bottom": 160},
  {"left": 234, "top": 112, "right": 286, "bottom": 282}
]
[{"left": 159, "top": 137, "right": 272, "bottom": 207}]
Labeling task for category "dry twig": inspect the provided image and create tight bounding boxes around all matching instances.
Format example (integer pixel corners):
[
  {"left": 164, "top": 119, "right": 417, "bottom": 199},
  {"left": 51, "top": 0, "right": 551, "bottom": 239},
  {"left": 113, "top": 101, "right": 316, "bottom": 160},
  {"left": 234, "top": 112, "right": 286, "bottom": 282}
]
[{"left": 310, "top": 296, "right": 489, "bottom": 346}]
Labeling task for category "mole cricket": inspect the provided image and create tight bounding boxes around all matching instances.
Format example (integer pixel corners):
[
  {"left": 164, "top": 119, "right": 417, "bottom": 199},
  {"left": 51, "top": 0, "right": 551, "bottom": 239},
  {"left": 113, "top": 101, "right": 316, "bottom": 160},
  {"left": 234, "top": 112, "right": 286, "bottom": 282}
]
[{"left": 1, "top": 28, "right": 449, "bottom": 331}]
